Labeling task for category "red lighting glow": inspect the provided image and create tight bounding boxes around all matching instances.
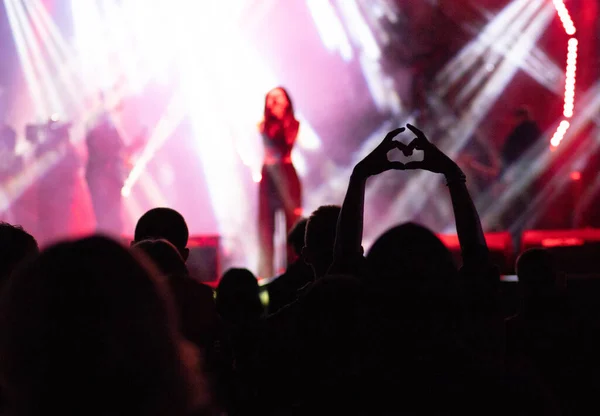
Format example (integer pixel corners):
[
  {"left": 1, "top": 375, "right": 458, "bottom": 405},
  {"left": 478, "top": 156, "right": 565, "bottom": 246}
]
[
  {"left": 570, "top": 171, "right": 581, "bottom": 181},
  {"left": 541, "top": 237, "right": 584, "bottom": 247}
]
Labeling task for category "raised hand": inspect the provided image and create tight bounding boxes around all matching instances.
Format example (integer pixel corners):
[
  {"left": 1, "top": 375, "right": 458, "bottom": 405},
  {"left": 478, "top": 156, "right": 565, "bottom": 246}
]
[
  {"left": 353, "top": 127, "right": 408, "bottom": 179},
  {"left": 404, "top": 124, "right": 458, "bottom": 175}
]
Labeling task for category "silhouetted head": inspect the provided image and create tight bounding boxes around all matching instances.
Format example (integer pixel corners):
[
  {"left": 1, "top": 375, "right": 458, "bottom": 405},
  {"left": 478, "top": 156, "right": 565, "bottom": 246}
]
[
  {"left": 0, "top": 236, "right": 208, "bottom": 415},
  {"left": 516, "top": 248, "right": 562, "bottom": 299},
  {"left": 287, "top": 217, "right": 308, "bottom": 260},
  {"left": 0, "top": 223, "right": 38, "bottom": 286},
  {"left": 132, "top": 239, "right": 187, "bottom": 278},
  {"left": 264, "top": 87, "right": 294, "bottom": 121},
  {"left": 216, "top": 268, "right": 263, "bottom": 326},
  {"left": 366, "top": 223, "right": 457, "bottom": 288},
  {"left": 303, "top": 205, "right": 341, "bottom": 280},
  {"left": 134, "top": 208, "right": 189, "bottom": 261}
]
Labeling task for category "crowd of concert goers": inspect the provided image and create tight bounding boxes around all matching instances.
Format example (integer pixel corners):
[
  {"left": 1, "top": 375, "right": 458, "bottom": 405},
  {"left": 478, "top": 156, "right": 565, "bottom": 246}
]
[{"left": 0, "top": 122, "right": 599, "bottom": 416}]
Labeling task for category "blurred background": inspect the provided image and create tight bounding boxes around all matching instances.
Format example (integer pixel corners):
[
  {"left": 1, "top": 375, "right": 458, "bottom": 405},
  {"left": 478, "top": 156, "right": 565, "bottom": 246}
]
[{"left": 0, "top": 0, "right": 598, "bottom": 275}]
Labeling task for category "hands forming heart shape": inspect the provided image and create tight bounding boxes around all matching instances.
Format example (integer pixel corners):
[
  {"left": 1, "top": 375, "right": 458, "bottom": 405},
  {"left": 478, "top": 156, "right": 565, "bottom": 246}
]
[
  {"left": 388, "top": 137, "right": 419, "bottom": 161},
  {"left": 354, "top": 124, "right": 459, "bottom": 178}
]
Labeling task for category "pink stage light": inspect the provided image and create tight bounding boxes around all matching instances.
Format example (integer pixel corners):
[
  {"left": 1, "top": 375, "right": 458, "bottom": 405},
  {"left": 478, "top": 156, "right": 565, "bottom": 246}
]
[
  {"left": 550, "top": 1, "right": 577, "bottom": 148},
  {"left": 550, "top": 120, "right": 570, "bottom": 147},
  {"left": 552, "top": 0, "right": 576, "bottom": 35}
]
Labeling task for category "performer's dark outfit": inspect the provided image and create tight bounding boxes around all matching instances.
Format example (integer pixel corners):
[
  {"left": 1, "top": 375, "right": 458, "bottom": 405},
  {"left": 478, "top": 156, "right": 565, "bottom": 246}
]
[
  {"left": 499, "top": 115, "right": 541, "bottom": 234},
  {"left": 258, "top": 89, "right": 302, "bottom": 278},
  {"left": 501, "top": 119, "right": 541, "bottom": 170},
  {"left": 85, "top": 114, "right": 125, "bottom": 235}
]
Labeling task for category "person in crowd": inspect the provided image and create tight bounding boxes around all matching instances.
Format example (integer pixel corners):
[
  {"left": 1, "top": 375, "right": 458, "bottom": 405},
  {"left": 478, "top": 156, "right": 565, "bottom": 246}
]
[
  {"left": 132, "top": 210, "right": 218, "bottom": 346},
  {"left": 506, "top": 248, "right": 576, "bottom": 414},
  {"left": 0, "top": 222, "right": 38, "bottom": 286},
  {"left": 0, "top": 236, "right": 210, "bottom": 415},
  {"left": 267, "top": 218, "right": 313, "bottom": 314},
  {"left": 303, "top": 205, "right": 342, "bottom": 281},
  {"left": 215, "top": 268, "right": 264, "bottom": 413},
  {"left": 133, "top": 238, "right": 229, "bottom": 414},
  {"left": 325, "top": 124, "right": 553, "bottom": 414},
  {"left": 134, "top": 207, "right": 191, "bottom": 261},
  {"left": 132, "top": 238, "right": 221, "bottom": 355},
  {"left": 216, "top": 268, "right": 264, "bottom": 327}
]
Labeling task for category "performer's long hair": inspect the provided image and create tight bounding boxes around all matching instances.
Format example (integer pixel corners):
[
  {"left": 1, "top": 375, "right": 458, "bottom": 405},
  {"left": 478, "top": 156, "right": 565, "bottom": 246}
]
[{"left": 260, "top": 87, "right": 297, "bottom": 136}]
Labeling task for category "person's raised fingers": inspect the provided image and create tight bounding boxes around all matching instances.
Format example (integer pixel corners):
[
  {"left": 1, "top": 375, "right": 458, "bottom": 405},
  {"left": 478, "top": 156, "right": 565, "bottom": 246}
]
[
  {"left": 393, "top": 141, "right": 409, "bottom": 150},
  {"left": 396, "top": 141, "right": 413, "bottom": 156},
  {"left": 382, "top": 127, "right": 406, "bottom": 144},
  {"left": 406, "top": 123, "right": 426, "bottom": 139},
  {"left": 407, "top": 138, "right": 425, "bottom": 151}
]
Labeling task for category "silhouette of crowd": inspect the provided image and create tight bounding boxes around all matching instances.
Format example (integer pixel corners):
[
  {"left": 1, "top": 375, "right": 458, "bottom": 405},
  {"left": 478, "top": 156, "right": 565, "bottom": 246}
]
[{"left": 1, "top": 124, "right": 598, "bottom": 415}]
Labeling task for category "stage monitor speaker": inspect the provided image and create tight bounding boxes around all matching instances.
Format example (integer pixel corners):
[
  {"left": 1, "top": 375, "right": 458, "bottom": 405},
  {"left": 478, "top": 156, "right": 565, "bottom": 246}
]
[
  {"left": 437, "top": 232, "right": 514, "bottom": 274},
  {"left": 125, "top": 235, "right": 221, "bottom": 283},
  {"left": 521, "top": 229, "right": 600, "bottom": 275}
]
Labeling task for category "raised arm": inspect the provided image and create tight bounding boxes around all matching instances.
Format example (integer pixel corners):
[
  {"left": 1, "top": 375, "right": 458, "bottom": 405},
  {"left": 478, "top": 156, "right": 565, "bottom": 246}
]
[
  {"left": 404, "top": 124, "right": 490, "bottom": 271},
  {"left": 446, "top": 168, "right": 490, "bottom": 269},
  {"left": 329, "top": 128, "right": 406, "bottom": 275}
]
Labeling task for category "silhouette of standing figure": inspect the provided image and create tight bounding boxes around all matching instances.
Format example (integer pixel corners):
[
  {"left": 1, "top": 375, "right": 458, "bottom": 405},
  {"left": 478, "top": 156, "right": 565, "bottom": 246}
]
[
  {"left": 258, "top": 87, "right": 302, "bottom": 278},
  {"left": 499, "top": 106, "right": 541, "bottom": 236},
  {"left": 0, "top": 124, "right": 22, "bottom": 224},
  {"left": 85, "top": 107, "right": 126, "bottom": 236}
]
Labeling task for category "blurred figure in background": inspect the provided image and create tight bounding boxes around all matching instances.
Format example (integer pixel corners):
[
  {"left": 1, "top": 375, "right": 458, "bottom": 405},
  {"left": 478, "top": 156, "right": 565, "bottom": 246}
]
[
  {"left": 0, "top": 124, "right": 22, "bottom": 224},
  {"left": 29, "top": 116, "right": 82, "bottom": 243},
  {"left": 501, "top": 107, "right": 542, "bottom": 172},
  {"left": 498, "top": 106, "right": 542, "bottom": 236},
  {"left": 85, "top": 99, "right": 127, "bottom": 236}
]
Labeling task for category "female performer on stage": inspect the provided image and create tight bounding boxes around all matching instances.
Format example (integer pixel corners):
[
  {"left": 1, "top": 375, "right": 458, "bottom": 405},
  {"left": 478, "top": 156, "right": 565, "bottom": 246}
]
[{"left": 258, "top": 87, "right": 302, "bottom": 278}]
